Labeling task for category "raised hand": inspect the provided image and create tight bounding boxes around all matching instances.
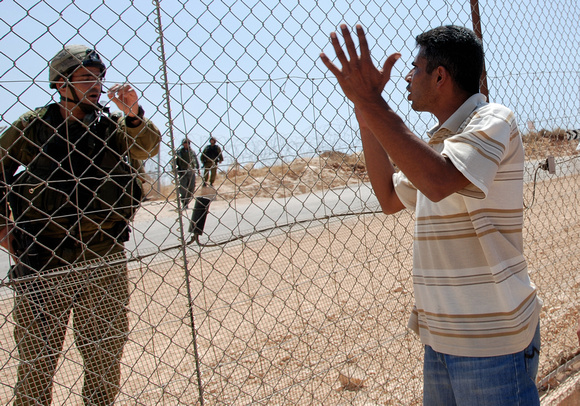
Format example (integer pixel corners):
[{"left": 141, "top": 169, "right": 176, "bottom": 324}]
[
  {"left": 107, "top": 83, "right": 140, "bottom": 117},
  {"left": 320, "top": 24, "right": 401, "bottom": 106}
]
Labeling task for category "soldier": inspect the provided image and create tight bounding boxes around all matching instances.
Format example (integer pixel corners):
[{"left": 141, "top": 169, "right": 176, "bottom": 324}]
[
  {"left": 174, "top": 138, "right": 200, "bottom": 208},
  {"left": 0, "top": 45, "right": 161, "bottom": 405},
  {"left": 200, "top": 137, "right": 223, "bottom": 187}
]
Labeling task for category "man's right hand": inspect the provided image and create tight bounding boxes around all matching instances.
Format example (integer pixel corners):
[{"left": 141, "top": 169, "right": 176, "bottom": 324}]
[{"left": 319, "top": 24, "right": 400, "bottom": 109}]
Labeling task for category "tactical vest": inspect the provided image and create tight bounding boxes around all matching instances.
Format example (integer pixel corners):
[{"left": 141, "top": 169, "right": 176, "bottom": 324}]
[
  {"left": 176, "top": 147, "right": 194, "bottom": 172},
  {"left": 9, "top": 104, "right": 143, "bottom": 235}
]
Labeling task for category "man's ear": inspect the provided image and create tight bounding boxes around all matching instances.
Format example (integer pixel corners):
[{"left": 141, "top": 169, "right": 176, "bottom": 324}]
[
  {"left": 436, "top": 66, "right": 445, "bottom": 82},
  {"left": 435, "top": 66, "right": 449, "bottom": 86}
]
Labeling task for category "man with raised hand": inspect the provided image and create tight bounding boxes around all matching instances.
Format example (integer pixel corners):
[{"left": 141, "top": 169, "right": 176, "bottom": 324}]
[{"left": 321, "top": 25, "right": 542, "bottom": 405}]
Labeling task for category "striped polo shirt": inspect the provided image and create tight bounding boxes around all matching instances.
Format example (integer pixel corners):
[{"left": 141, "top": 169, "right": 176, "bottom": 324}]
[{"left": 393, "top": 93, "right": 542, "bottom": 357}]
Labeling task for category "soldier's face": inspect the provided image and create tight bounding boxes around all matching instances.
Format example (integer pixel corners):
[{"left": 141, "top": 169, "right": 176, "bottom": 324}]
[{"left": 60, "top": 66, "right": 104, "bottom": 105}]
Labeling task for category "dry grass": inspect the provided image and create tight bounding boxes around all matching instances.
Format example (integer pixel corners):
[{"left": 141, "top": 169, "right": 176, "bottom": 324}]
[
  {"left": 219, "top": 151, "right": 368, "bottom": 200},
  {"left": 146, "top": 130, "right": 579, "bottom": 203},
  {"left": 523, "top": 129, "right": 579, "bottom": 160}
]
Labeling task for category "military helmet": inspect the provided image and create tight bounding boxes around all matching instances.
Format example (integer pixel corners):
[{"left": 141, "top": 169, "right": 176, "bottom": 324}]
[{"left": 48, "top": 44, "right": 106, "bottom": 89}]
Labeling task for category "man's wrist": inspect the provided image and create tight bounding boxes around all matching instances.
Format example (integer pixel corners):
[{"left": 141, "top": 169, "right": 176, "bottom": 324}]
[{"left": 126, "top": 105, "right": 145, "bottom": 127}]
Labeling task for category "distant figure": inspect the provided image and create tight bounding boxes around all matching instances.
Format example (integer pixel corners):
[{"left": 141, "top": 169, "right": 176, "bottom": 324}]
[
  {"left": 174, "top": 138, "right": 200, "bottom": 208},
  {"left": 201, "top": 137, "right": 223, "bottom": 187}
]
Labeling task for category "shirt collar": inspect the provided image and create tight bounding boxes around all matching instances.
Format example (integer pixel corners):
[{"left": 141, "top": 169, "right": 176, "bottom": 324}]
[{"left": 427, "top": 93, "right": 487, "bottom": 138}]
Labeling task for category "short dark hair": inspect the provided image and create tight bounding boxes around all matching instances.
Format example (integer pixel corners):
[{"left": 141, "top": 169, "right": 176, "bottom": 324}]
[{"left": 415, "top": 25, "right": 484, "bottom": 94}]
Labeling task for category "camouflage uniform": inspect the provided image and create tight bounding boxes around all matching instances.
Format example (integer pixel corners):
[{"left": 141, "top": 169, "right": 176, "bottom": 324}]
[
  {"left": 200, "top": 139, "right": 223, "bottom": 186},
  {"left": 0, "top": 45, "right": 160, "bottom": 406}
]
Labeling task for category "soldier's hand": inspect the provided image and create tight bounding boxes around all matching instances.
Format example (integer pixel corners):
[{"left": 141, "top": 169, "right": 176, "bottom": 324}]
[
  {"left": 108, "top": 83, "right": 140, "bottom": 117},
  {"left": 0, "top": 225, "right": 18, "bottom": 262}
]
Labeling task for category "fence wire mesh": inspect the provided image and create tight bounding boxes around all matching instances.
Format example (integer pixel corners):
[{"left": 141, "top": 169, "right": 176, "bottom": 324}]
[{"left": 0, "top": 0, "right": 579, "bottom": 405}]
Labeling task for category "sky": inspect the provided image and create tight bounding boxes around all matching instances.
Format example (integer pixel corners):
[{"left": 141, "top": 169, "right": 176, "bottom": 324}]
[{"left": 1, "top": 0, "right": 579, "bottom": 175}]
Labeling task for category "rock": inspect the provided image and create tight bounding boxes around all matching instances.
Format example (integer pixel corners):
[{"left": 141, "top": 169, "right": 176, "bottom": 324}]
[{"left": 338, "top": 370, "right": 366, "bottom": 391}]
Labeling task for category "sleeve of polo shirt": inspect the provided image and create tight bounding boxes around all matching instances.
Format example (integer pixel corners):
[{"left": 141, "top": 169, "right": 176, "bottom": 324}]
[
  {"left": 441, "top": 105, "right": 514, "bottom": 198},
  {"left": 392, "top": 171, "right": 417, "bottom": 210}
]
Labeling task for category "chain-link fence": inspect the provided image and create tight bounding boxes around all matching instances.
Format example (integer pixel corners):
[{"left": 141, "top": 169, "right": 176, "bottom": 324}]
[{"left": 1, "top": 0, "right": 579, "bottom": 404}]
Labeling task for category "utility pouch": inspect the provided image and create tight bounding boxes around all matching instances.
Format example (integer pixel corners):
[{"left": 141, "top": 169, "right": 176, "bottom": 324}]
[{"left": 9, "top": 172, "right": 73, "bottom": 222}]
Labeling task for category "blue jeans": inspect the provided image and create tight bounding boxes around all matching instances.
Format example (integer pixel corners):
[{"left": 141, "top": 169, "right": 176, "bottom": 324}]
[{"left": 423, "top": 323, "right": 540, "bottom": 406}]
